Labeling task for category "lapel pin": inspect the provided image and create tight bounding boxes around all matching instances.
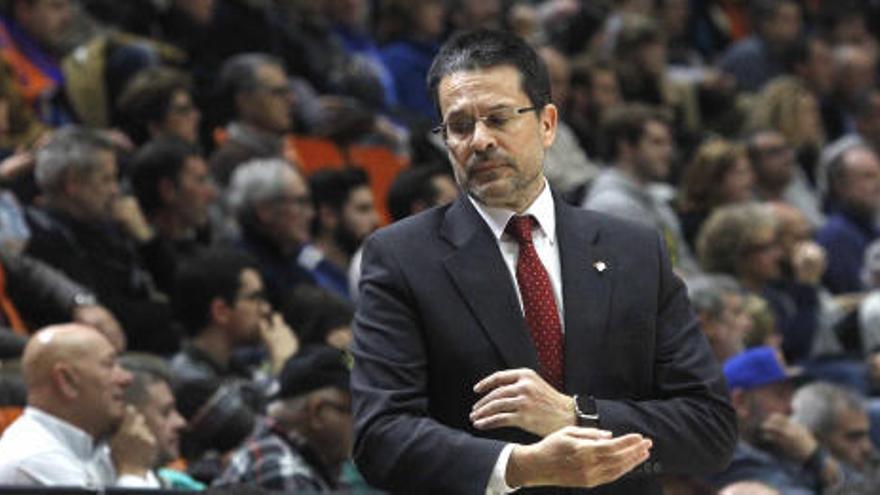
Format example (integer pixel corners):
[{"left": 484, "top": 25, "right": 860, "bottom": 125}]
[{"left": 593, "top": 261, "right": 607, "bottom": 273}]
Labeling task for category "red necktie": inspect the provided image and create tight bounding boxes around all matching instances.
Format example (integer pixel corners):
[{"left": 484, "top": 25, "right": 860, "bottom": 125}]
[{"left": 506, "top": 215, "right": 564, "bottom": 390}]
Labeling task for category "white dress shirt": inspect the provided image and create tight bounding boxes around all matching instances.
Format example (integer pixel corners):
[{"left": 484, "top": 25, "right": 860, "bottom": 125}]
[
  {"left": 0, "top": 407, "right": 116, "bottom": 487},
  {"left": 469, "top": 181, "right": 563, "bottom": 494}
]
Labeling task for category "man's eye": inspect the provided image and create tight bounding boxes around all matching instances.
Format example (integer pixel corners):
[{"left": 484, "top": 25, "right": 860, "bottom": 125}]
[
  {"left": 448, "top": 118, "right": 473, "bottom": 136},
  {"left": 486, "top": 114, "right": 509, "bottom": 128}
]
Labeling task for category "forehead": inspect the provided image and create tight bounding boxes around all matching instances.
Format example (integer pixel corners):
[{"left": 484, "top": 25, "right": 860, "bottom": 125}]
[
  {"left": 643, "top": 120, "right": 671, "bottom": 139},
  {"left": 181, "top": 156, "right": 208, "bottom": 176},
  {"left": 437, "top": 65, "right": 527, "bottom": 116},
  {"left": 348, "top": 185, "right": 373, "bottom": 204},
  {"left": 256, "top": 64, "right": 286, "bottom": 84},
  {"left": 146, "top": 380, "right": 175, "bottom": 407},
  {"left": 754, "top": 132, "right": 785, "bottom": 148},
  {"left": 239, "top": 267, "right": 263, "bottom": 291}
]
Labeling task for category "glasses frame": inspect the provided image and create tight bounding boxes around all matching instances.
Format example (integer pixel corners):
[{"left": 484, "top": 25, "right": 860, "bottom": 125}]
[{"left": 433, "top": 106, "right": 538, "bottom": 142}]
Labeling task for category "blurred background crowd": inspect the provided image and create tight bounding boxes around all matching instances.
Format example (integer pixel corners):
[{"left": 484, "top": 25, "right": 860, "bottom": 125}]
[{"left": 0, "top": 0, "right": 880, "bottom": 493}]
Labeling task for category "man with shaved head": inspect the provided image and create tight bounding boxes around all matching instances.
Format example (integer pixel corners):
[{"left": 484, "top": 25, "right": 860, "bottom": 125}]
[{"left": 0, "top": 324, "right": 156, "bottom": 487}]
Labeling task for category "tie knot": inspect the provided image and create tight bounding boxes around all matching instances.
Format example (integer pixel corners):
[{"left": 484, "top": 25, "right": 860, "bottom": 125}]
[{"left": 506, "top": 215, "right": 536, "bottom": 244}]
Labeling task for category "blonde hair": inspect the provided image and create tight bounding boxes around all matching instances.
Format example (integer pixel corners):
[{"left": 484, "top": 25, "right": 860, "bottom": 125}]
[{"left": 747, "top": 76, "right": 824, "bottom": 148}]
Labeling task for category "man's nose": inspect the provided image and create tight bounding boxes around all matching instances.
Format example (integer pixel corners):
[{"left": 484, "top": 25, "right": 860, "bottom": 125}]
[{"left": 470, "top": 120, "right": 497, "bottom": 151}]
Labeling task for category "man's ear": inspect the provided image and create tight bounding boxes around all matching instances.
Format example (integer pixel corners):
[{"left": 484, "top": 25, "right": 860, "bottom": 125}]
[
  {"left": 319, "top": 205, "right": 339, "bottom": 232},
  {"left": 255, "top": 202, "right": 275, "bottom": 226},
  {"left": 305, "top": 394, "right": 327, "bottom": 430},
  {"left": 158, "top": 177, "right": 177, "bottom": 206},
  {"left": 540, "top": 103, "right": 558, "bottom": 149},
  {"left": 730, "top": 388, "right": 748, "bottom": 422},
  {"left": 53, "top": 363, "right": 79, "bottom": 400},
  {"left": 61, "top": 169, "right": 80, "bottom": 198},
  {"left": 210, "top": 297, "right": 233, "bottom": 326}
]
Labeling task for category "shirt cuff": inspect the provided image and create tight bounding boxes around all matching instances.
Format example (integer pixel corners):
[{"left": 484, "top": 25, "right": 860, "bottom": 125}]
[{"left": 486, "top": 443, "right": 520, "bottom": 494}]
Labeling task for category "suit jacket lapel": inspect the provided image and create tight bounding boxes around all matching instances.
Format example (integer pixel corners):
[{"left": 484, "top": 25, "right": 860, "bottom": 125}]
[
  {"left": 441, "top": 197, "right": 541, "bottom": 371},
  {"left": 556, "top": 200, "right": 612, "bottom": 393}
]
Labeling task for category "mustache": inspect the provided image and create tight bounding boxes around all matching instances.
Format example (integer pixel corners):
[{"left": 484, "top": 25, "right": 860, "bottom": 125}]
[{"left": 466, "top": 150, "right": 515, "bottom": 171}]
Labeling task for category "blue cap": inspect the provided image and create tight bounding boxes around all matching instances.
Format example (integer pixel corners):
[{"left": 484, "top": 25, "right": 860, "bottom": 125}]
[{"left": 723, "top": 346, "right": 801, "bottom": 391}]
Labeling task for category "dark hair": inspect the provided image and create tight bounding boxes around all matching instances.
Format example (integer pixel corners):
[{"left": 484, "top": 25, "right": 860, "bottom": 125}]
[
  {"left": 387, "top": 164, "right": 452, "bottom": 221},
  {"left": 427, "top": 29, "right": 551, "bottom": 118},
  {"left": 130, "top": 137, "right": 202, "bottom": 216},
  {"left": 750, "top": 0, "right": 797, "bottom": 30},
  {"left": 116, "top": 66, "right": 193, "bottom": 145},
  {"left": 174, "top": 377, "right": 256, "bottom": 457},
  {"left": 601, "top": 103, "right": 671, "bottom": 161},
  {"left": 309, "top": 167, "right": 370, "bottom": 213},
  {"left": 173, "top": 249, "right": 259, "bottom": 336},
  {"left": 281, "top": 285, "right": 354, "bottom": 346},
  {"left": 120, "top": 352, "right": 173, "bottom": 407}
]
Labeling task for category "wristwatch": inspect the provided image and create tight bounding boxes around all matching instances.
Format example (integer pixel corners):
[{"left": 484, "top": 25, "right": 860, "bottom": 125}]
[
  {"left": 572, "top": 394, "right": 600, "bottom": 428},
  {"left": 72, "top": 293, "right": 97, "bottom": 307}
]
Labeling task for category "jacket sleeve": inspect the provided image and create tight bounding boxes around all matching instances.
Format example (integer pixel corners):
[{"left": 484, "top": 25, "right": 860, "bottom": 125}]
[
  {"left": 3, "top": 249, "right": 92, "bottom": 326},
  {"left": 351, "top": 233, "right": 506, "bottom": 495},
  {"left": 600, "top": 232, "right": 737, "bottom": 478}
]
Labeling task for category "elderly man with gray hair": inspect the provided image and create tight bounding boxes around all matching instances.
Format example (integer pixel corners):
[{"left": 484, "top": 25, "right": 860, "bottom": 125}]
[
  {"left": 24, "top": 125, "right": 179, "bottom": 354},
  {"left": 227, "top": 158, "right": 322, "bottom": 305},
  {"left": 792, "top": 382, "right": 880, "bottom": 493}
]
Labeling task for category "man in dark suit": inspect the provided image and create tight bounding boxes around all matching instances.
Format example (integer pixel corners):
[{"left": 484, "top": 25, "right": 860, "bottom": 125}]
[{"left": 351, "top": 30, "right": 736, "bottom": 494}]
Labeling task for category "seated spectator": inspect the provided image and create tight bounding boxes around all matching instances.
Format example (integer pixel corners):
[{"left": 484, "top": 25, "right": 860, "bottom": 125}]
[
  {"left": 817, "top": 145, "right": 880, "bottom": 294},
  {"left": 678, "top": 137, "right": 755, "bottom": 249},
  {"left": 583, "top": 103, "right": 698, "bottom": 273},
  {"left": 307, "top": 167, "right": 379, "bottom": 299},
  {"left": 174, "top": 376, "right": 257, "bottom": 484},
  {"left": 717, "top": 0, "right": 802, "bottom": 93},
  {"left": 792, "top": 382, "right": 879, "bottom": 492},
  {"left": 170, "top": 249, "right": 297, "bottom": 403},
  {"left": 385, "top": 165, "right": 457, "bottom": 223},
  {"left": 120, "top": 352, "right": 203, "bottom": 490},
  {"left": 747, "top": 79, "right": 825, "bottom": 227},
  {"left": 210, "top": 53, "right": 296, "bottom": 187},
  {"left": 227, "top": 158, "right": 320, "bottom": 305},
  {"left": 346, "top": 163, "right": 459, "bottom": 301},
  {"left": 129, "top": 136, "right": 218, "bottom": 278},
  {"left": 215, "top": 344, "right": 353, "bottom": 492},
  {"left": 116, "top": 66, "right": 201, "bottom": 147},
  {"left": 24, "top": 126, "right": 179, "bottom": 353},
  {"left": 0, "top": 324, "right": 155, "bottom": 487},
  {"left": 378, "top": 0, "right": 445, "bottom": 121},
  {"left": 698, "top": 203, "right": 821, "bottom": 363},
  {"left": 710, "top": 346, "right": 843, "bottom": 492},
  {"left": 747, "top": 128, "right": 823, "bottom": 228}
]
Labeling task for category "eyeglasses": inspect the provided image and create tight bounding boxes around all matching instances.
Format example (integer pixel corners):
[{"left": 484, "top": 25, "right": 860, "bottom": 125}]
[
  {"left": 275, "top": 194, "right": 312, "bottom": 208},
  {"left": 433, "top": 106, "right": 537, "bottom": 142},
  {"left": 255, "top": 84, "right": 292, "bottom": 98},
  {"left": 742, "top": 239, "right": 779, "bottom": 254},
  {"left": 168, "top": 102, "right": 198, "bottom": 115},
  {"left": 237, "top": 289, "right": 268, "bottom": 303}
]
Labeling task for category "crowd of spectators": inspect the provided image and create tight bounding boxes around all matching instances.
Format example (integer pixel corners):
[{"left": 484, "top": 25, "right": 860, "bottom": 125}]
[{"left": 0, "top": 0, "right": 879, "bottom": 493}]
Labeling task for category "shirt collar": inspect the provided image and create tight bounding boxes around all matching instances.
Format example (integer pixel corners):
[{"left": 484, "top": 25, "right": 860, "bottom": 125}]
[
  {"left": 26, "top": 406, "right": 101, "bottom": 459},
  {"left": 469, "top": 179, "right": 556, "bottom": 244}
]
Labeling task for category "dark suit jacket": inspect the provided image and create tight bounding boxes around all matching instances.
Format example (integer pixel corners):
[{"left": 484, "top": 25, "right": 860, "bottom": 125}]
[{"left": 351, "top": 194, "right": 736, "bottom": 494}]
